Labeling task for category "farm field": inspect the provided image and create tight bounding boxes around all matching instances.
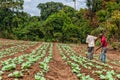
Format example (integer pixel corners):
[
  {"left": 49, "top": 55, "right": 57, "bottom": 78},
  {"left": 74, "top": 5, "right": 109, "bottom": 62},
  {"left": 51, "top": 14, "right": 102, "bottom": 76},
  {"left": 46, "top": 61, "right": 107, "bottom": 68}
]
[
  {"left": 0, "top": 39, "right": 120, "bottom": 80},
  {"left": 70, "top": 44, "right": 120, "bottom": 70}
]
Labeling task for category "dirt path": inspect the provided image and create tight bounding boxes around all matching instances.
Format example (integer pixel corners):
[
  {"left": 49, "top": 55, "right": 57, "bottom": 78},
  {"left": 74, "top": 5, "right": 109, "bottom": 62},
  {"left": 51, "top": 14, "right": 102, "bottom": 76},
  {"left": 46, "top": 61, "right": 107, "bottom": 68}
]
[{"left": 45, "top": 43, "right": 78, "bottom": 80}]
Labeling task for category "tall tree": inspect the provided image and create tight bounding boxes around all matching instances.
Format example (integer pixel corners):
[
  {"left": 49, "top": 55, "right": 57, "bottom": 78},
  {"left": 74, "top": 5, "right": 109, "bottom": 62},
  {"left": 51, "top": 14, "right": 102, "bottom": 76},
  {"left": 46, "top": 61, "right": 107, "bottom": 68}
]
[
  {"left": 86, "top": 0, "right": 103, "bottom": 12},
  {"left": 37, "top": 1, "right": 64, "bottom": 20},
  {"left": 0, "top": 8, "right": 13, "bottom": 31},
  {"left": 42, "top": 10, "right": 79, "bottom": 42},
  {"left": 86, "top": 0, "right": 103, "bottom": 27}
]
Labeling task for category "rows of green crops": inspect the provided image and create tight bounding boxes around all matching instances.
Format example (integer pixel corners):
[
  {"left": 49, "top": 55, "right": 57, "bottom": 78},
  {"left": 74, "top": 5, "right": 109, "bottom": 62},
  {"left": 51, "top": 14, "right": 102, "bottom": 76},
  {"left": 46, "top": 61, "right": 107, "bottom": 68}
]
[
  {"left": 57, "top": 44, "right": 120, "bottom": 80},
  {"left": 0, "top": 43, "right": 53, "bottom": 80},
  {"left": 0, "top": 40, "right": 38, "bottom": 58},
  {"left": 69, "top": 44, "right": 120, "bottom": 72},
  {"left": 0, "top": 40, "right": 120, "bottom": 80}
]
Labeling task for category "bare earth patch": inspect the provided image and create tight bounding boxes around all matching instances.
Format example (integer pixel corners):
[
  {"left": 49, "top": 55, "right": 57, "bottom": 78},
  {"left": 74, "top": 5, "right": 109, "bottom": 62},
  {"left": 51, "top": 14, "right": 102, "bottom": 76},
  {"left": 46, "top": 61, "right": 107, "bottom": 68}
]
[{"left": 45, "top": 43, "right": 78, "bottom": 80}]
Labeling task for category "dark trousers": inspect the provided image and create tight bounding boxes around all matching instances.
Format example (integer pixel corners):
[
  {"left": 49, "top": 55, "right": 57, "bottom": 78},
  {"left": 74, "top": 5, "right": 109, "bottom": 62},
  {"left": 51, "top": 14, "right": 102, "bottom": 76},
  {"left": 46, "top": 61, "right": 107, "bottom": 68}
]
[{"left": 88, "top": 47, "right": 94, "bottom": 60}]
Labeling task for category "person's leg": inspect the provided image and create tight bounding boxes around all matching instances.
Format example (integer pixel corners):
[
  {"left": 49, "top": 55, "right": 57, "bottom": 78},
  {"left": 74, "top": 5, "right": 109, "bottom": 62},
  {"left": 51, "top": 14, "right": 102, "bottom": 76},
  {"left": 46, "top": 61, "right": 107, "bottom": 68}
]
[
  {"left": 90, "top": 47, "right": 94, "bottom": 60},
  {"left": 101, "top": 47, "right": 107, "bottom": 63},
  {"left": 88, "top": 47, "right": 94, "bottom": 60},
  {"left": 103, "top": 47, "right": 107, "bottom": 63},
  {"left": 88, "top": 47, "right": 91, "bottom": 59},
  {"left": 101, "top": 48, "right": 105, "bottom": 63},
  {"left": 101, "top": 52, "right": 105, "bottom": 63}
]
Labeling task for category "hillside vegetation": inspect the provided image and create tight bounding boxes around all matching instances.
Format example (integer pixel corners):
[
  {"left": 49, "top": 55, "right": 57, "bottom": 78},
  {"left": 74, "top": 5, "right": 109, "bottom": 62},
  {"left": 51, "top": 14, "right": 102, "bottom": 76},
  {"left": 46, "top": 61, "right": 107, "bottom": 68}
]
[{"left": 0, "top": 0, "right": 120, "bottom": 48}]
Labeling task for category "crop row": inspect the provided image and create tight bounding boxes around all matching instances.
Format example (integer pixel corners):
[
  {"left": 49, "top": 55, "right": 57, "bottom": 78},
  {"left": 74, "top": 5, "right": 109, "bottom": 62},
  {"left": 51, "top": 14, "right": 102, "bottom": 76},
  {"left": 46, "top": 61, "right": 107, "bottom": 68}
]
[
  {"left": 0, "top": 42, "right": 38, "bottom": 59},
  {"left": 35, "top": 43, "right": 53, "bottom": 80},
  {"left": 58, "top": 44, "right": 120, "bottom": 80},
  {"left": 93, "top": 54, "right": 120, "bottom": 67},
  {"left": 0, "top": 43, "right": 51, "bottom": 80},
  {"left": 0, "top": 39, "right": 29, "bottom": 46}
]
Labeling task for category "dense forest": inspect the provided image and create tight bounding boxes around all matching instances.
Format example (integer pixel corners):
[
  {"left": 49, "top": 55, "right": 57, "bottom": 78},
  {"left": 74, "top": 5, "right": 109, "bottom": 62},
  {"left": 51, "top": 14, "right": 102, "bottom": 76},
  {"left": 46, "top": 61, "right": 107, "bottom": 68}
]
[{"left": 0, "top": 0, "right": 120, "bottom": 48}]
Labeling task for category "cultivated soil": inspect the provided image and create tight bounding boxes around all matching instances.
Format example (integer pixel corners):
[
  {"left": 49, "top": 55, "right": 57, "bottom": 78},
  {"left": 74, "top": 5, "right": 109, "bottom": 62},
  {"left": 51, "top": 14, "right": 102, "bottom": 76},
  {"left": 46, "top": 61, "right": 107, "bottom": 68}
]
[
  {"left": 0, "top": 41, "right": 120, "bottom": 80},
  {"left": 45, "top": 43, "right": 78, "bottom": 80}
]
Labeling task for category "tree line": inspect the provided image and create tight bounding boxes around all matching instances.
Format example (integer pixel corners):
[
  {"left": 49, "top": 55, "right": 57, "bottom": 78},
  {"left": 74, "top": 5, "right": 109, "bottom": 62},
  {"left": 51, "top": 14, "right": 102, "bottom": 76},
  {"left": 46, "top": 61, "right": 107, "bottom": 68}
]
[{"left": 0, "top": 0, "right": 120, "bottom": 48}]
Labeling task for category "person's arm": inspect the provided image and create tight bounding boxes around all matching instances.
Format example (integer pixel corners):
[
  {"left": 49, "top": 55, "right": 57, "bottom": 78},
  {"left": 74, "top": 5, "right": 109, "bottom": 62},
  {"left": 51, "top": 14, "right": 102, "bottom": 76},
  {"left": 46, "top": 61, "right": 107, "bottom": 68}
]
[
  {"left": 86, "top": 36, "right": 89, "bottom": 48},
  {"left": 94, "top": 36, "right": 98, "bottom": 42},
  {"left": 86, "top": 36, "right": 89, "bottom": 43}
]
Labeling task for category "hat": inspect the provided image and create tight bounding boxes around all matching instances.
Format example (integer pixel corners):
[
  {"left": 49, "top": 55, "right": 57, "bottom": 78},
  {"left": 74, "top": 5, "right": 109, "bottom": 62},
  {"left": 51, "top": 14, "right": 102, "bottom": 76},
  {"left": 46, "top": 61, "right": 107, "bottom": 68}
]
[{"left": 99, "top": 33, "right": 103, "bottom": 36}]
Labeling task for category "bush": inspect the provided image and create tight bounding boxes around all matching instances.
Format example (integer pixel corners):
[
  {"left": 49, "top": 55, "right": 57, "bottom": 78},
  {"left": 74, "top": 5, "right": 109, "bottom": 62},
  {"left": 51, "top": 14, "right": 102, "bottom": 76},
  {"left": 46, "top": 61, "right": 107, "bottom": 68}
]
[{"left": 111, "top": 42, "right": 120, "bottom": 50}]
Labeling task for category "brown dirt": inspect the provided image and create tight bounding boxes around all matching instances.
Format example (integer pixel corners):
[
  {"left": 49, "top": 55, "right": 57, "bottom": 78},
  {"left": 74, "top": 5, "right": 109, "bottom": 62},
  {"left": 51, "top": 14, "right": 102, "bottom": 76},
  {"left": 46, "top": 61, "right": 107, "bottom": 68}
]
[
  {"left": 45, "top": 43, "right": 78, "bottom": 80},
  {"left": 61, "top": 44, "right": 120, "bottom": 79},
  {"left": 60, "top": 45, "right": 100, "bottom": 79},
  {"left": 21, "top": 43, "right": 50, "bottom": 80},
  {"left": 0, "top": 41, "right": 119, "bottom": 80}
]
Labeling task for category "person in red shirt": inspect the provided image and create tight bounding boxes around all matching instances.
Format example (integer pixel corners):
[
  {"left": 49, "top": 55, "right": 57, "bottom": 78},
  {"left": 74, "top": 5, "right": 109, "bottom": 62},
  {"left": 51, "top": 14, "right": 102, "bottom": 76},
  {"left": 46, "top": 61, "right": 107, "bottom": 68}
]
[{"left": 96, "top": 33, "right": 107, "bottom": 63}]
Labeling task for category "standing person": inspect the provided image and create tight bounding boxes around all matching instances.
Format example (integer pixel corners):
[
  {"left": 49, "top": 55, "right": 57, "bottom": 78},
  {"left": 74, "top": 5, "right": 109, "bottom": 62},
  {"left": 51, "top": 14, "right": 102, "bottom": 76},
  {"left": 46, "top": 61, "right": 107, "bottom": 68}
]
[
  {"left": 86, "top": 34, "right": 97, "bottom": 60},
  {"left": 96, "top": 33, "right": 107, "bottom": 63}
]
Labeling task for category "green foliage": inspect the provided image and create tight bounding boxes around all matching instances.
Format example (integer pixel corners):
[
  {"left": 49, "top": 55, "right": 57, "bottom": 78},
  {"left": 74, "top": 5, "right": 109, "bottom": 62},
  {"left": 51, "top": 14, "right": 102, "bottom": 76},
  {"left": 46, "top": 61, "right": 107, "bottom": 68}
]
[
  {"left": 37, "top": 1, "right": 64, "bottom": 20},
  {"left": 0, "top": 0, "right": 24, "bottom": 10},
  {"left": 2, "top": 63, "right": 16, "bottom": 71},
  {"left": 86, "top": 0, "right": 103, "bottom": 12},
  {"left": 105, "top": 10, "right": 120, "bottom": 40},
  {"left": 91, "top": 23, "right": 106, "bottom": 36},
  {"left": 111, "top": 42, "right": 120, "bottom": 50},
  {"left": 96, "top": 40, "right": 101, "bottom": 46},
  {"left": 8, "top": 71, "right": 23, "bottom": 78},
  {"left": 13, "top": 21, "right": 44, "bottom": 41},
  {"left": 96, "top": 10, "right": 110, "bottom": 22},
  {"left": 42, "top": 10, "right": 79, "bottom": 42},
  {"left": 0, "top": 9, "right": 14, "bottom": 30},
  {"left": 94, "top": 1, "right": 120, "bottom": 44},
  {"left": 63, "top": 6, "right": 77, "bottom": 18},
  {"left": 106, "top": 2, "right": 120, "bottom": 12},
  {"left": 0, "top": 0, "right": 120, "bottom": 43},
  {"left": 73, "top": 9, "right": 92, "bottom": 43}
]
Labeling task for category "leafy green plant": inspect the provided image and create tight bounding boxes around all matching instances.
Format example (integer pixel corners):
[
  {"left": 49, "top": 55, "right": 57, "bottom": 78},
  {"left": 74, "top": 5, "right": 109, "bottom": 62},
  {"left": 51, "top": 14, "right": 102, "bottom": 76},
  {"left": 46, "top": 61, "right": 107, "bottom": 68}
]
[
  {"left": 100, "top": 74, "right": 106, "bottom": 79},
  {"left": 2, "top": 63, "right": 16, "bottom": 71},
  {"left": 22, "top": 62, "right": 31, "bottom": 69},
  {"left": 35, "top": 72, "right": 46, "bottom": 80},
  {"left": 96, "top": 65, "right": 103, "bottom": 69},
  {"left": 39, "top": 62, "right": 49, "bottom": 72},
  {"left": 117, "top": 74, "right": 120, "bottom": 79},
  {"left": 8, "top": 71, "right": 23, "bottom": 78}
]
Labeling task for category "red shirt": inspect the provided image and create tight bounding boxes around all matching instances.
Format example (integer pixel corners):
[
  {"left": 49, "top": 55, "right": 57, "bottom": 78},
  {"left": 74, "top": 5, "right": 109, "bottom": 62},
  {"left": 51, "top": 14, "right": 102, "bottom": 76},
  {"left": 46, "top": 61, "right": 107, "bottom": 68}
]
[{"left": 101, "top": 36, "right": 107, "bottom": 47}]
